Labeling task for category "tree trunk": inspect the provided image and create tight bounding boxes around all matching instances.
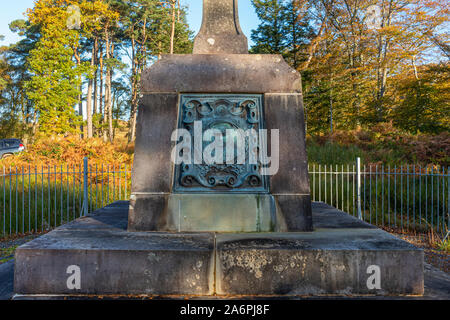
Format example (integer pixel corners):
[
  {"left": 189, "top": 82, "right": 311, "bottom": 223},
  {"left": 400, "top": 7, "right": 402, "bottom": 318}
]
[
  {"left": 170, "top": 0, "right": 176, "bottom": 54},
  {"left": 31, "top": 110, "right": 38, "bottom": 141},
  {"left": 107, "top": 41, "right": 114, "bottom": 142},
  {"left": 128, "top": 45, "right": 139, "bottom": 142},
  {"left": 103, "top": 25, "right": 113, "bottom": 143},
  {"left": 99, "top": 43, "right": 104, "bottom": 137},
  {"left": 86, "top": 43, "right": 95, "bottom": 138},
  {"left": 79, "top": 90, "right": 83, "bottom": 139},
  {"left": 93, "top": 37, "right": 99, "bottom": 136},
  {"left": 74, "top": 48, "right": 83, "bottom": 139}
]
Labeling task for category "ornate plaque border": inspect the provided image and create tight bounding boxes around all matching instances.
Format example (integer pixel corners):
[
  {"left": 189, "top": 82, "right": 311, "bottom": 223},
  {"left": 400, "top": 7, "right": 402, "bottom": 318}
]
[{"left": 173, "top": 94, "right": 269, "bottom": 194}]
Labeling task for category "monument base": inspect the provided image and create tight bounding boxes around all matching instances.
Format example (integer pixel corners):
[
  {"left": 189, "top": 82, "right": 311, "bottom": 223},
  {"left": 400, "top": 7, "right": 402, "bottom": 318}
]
[
  {"left": 14, "top": 202, "right": 424, "bottom": 297},
  {"left": 129, "top": 193, "right": 305, "bottom": 232}
]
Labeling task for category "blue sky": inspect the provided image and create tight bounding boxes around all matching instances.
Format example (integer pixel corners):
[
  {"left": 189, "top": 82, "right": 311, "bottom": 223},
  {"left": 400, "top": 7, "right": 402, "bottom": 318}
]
[{"left": 0, "top": 0, "right": 260, "bottom": 47}]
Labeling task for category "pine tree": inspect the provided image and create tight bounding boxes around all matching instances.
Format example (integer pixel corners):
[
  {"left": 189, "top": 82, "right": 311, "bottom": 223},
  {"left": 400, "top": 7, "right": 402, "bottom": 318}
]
[{"left": 250, "top": 0, "right": 287, "bottom": 54}]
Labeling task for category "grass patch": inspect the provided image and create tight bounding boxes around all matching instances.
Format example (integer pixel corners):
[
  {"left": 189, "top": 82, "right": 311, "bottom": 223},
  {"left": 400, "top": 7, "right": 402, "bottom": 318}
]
[
  {"left": 307, "top": 141, "right": 364, "bottom": 165},
  {"left": 0, "top": 245, "right": 18, "bottom": 263}
]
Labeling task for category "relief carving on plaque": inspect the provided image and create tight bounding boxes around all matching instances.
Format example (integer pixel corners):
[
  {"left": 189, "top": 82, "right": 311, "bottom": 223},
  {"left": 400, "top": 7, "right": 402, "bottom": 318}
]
[{"left": 173, "top": 94, "right": 269, "bottom": 193}]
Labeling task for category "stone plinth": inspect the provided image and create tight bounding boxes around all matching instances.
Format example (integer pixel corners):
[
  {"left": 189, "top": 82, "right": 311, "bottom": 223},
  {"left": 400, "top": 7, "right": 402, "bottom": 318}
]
[{"left": 14, "top": 202, "right": 424, "bottom": 297}]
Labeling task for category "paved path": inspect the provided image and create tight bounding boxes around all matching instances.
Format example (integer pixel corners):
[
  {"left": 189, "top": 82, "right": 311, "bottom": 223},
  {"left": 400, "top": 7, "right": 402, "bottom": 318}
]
[{"left": 0, "top": 261, "right": 14, "bottom": 300}]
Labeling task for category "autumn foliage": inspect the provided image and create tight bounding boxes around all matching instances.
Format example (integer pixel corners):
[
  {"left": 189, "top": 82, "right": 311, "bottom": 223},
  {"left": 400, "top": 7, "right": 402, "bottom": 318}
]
[
  {"left": 308, "top": 122, "right": 450, "bottom": 167},
  {"left": 0, "top": 136, "right": 133, "bottom": 169}
]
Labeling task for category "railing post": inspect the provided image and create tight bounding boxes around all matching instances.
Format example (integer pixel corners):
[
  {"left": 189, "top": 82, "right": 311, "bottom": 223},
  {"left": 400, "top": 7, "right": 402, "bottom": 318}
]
[
  {"left": 83, "top": 157, "right": 89, "bottom": 217},
  {"left": 357, "top": 157, "right": 362, "bottom": 220}
]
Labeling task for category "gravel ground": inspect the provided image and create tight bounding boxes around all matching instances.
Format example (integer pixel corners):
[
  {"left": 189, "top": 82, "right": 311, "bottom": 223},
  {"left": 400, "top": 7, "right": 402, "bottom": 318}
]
[
  {"left": 388, "top": 231, "right": 449, "bottom": 274},
  {"left": 0, "top": 234, "right": 42, "bottom": 249},
  {"left": 0, "top": 234, "right": 43, "bottom": 264}
]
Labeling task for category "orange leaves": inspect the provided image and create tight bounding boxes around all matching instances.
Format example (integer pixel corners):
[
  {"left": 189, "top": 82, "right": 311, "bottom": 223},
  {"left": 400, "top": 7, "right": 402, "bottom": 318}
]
[{"left": 0, "top": 136, "right": 133, "bottom": 169}]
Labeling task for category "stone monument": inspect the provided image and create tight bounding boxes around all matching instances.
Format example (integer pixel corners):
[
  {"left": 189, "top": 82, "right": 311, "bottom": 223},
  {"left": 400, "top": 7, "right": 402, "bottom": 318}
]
[
  {"left": 129, "top": 0, "right": 313, "bottom": 233},
  {"left": 13, "top": 0, "right": 423, "bottom": 298}
]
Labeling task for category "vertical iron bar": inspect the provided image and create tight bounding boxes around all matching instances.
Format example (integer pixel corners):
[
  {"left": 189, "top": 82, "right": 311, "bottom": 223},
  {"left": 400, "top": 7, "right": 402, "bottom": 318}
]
[
  {"left": 47, "top": 166, "right": 51, "bottom": 230},
  {"left": 101, "top": 164, "right": 104, "bottom": 208},
  {"left": 34, "top": 166, "right": 37, "bottom": 233},
  {"left": 431, "top": 167, "right": 434, "bottom": 231},
  {"left": 83, "top": 158, "right": 89, "bottom": 217},
  {"left": 413, "top": 165, "right": 416, "bottom": 228},
  {"left": 352, "top": 164, "right": 355, "bottom": 216},
  {"left": 21, "top": 166, "right": 24, "bottom": 233},
  {"left": 54, "top": 165, "right": 57, "bottom": 228},
  {"left": 419, "top": 166, "right": 422, "bottom": 229},
  {"left": 436, "top": 168, "right": 440, "bottom": 232},
  {"left": 312, "top": 164, "right": 315, "bottom": 201},
  {"left": 436, "top": 167, "right": 440, "bottom": 233},
  {"left": 426, "top": 167, "right": 428, "bottom": 229},
  {"left": 330, "top": 165, "right": 333, "bottom": 206},
  {"left": 442, "top": 167, "right": 445, "bottom": 233},
  {"left": 341, "top": 164, "right": 344, "bottom": 211},
  {"left": 369, "top": 166, "right": 372, "bottom": 224},
  {"left": 119, "top": 164, "right": 122, "bottom": 201},
  {"left": 41, "top": 166, "right": 44, "bottom": 232},
  {"left": 28, "top": 165, "right": 31, "bottom": 233},
  {"left": 96, "top": 164, "right": 98, "bottom": 210},
  {"left": 335, "top": 165, "right": 338, "bottom": 208},
  {"left": 107, "top": 165, "right": 111, "bottom": 205},
  {"left": 15, "top": 167, "right": 18, "bottom": 234},
  {"left": 124, "top": 164, "right": 128, "bottom": 200},
  {"left": 357, "top": 158, "right": 361, "bottom": 220},
  {"left": 125, "top": 164, "right": 128, "bottom": 200},
  {"left": 319, "top": 165, "right": 321, "bottom": 202},
  {"left": 401, "top": 165, "right": 403, "bottom": 229},
  {"left": 347, "top": 164, "right": 350, "bottom": 214},
  {"left": 60, "top": 165, "right": 63, "bottom": 225},
  {"left": 79, "top": 164, "right": 83, "bottom": 217},
  {"left": 447, "top": 167, "right": 450, "bottom": 230},
  {"left": 407, "top": 164, "right": 409, "bottom": 230},
  {"left": 324, "top": 165, "right": 327, "bottom": 204},
  {"left": 330, "top": 165, "right": 333, "bottom": 207},
  {"left": 375, "top": 165, "right": 378, "bottom": 226},
  {"left": 73, "top": 164, "right": 76, "bottom": 221},
  {"left": 382, "top": 165, "right": 384, "bottom": 227},
  {"left": 67, "top": 165, "right": 69, "bottom": 223},
  {"left": 89, "top": 164, "right": 93, "bottom": 213},
  {"left": 394, "top": 166, "right": 397, "bottom": 229},
  {"left": 323, "top": 165, "right": 328, "bottom": 203},
  {"left": 113, "top": 164, "right": 116, "bottom": 202},
  {"left": 363, "top": 165, "right": 366, "bottom": 221},
  {"left": 2, "top": 167, "right": 5, "bottom": 236},
  {"left": 9, "top": 167, "right": 12, "bottom": 235},
  {"left": 388, "top": 165, "right": 391, "bottom": 227}
]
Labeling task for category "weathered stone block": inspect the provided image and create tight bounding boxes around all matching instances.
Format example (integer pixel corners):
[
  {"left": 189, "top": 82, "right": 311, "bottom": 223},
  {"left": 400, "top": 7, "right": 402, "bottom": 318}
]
[
  {"left": 131, "top": 93, "right": 178, "bottom": 193},
  {"left": 215, "top": 231, "right": 424, "bottom": 296},
  {"left": 15, "top": 207, "right": 215, "bottom": 295},
  {"left": 140, "top": 54, "right": 303, "bottom": 94}
]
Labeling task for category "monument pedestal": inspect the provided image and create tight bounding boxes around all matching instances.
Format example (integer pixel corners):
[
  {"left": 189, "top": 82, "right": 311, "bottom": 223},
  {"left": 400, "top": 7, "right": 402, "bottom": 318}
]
[
  {"left": 14, "top": 202, "right": 423, "bottom": 298},
  {"left": 129, "top": 54, "right": 313, "bottom": 233},
  {"left": 13, "top": 0, "right": 424, "bottom": 298}
]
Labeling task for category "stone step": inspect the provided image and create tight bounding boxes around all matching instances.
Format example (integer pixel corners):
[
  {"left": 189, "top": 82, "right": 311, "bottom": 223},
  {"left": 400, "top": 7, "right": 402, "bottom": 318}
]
[{"left": 13, "top": 202, "right": 424, "bottom": 297}]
